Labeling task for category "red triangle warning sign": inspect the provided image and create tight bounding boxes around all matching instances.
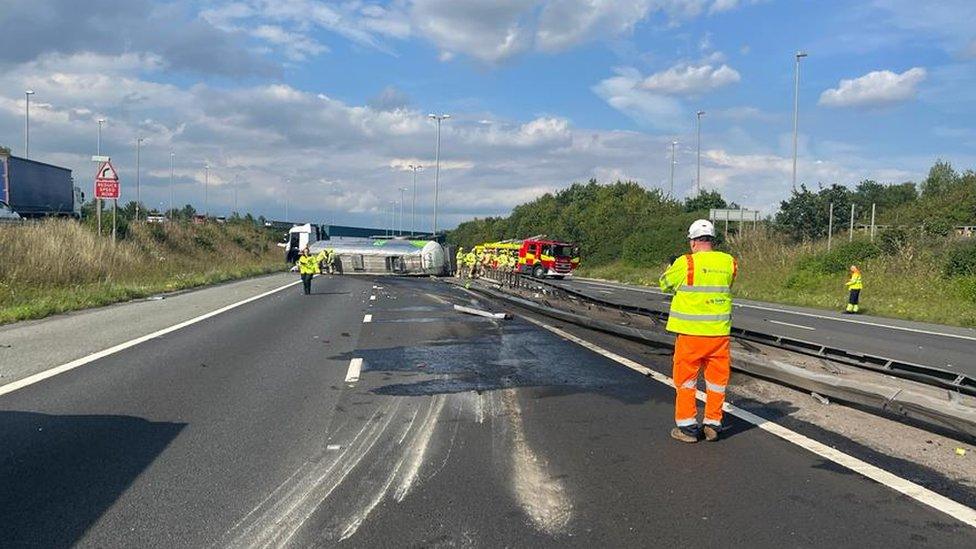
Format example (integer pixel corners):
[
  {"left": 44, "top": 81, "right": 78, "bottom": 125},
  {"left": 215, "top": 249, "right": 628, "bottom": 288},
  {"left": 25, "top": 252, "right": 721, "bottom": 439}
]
[{"left": 97, "top": 161, "right": 118, "bottom": 181}]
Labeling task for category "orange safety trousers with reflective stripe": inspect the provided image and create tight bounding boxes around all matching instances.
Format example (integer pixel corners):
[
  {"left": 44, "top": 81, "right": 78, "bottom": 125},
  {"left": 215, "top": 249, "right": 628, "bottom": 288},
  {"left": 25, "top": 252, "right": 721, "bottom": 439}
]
[{"left": 673, "top": 334, "right": 730, "bottom": 427}]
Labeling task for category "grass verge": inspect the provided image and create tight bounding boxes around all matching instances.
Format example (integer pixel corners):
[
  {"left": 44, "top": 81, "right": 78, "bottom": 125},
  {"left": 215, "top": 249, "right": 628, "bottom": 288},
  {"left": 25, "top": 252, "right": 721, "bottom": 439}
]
[
  {"left": 578, "top": 231, "right": 976, "bottom": 328},
  {"left": 0, "top": 219, "right": 285, "bottom": 324}
]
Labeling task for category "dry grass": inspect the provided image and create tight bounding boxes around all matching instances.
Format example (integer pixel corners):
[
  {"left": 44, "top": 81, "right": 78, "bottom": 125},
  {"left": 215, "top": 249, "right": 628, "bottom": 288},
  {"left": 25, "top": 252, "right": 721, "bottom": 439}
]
[
  {"left": 579, "top": 230, "right": 976, "bottom": 327},
  {"left": 0, "top": 219, "right": 284, "bottom": 323}
]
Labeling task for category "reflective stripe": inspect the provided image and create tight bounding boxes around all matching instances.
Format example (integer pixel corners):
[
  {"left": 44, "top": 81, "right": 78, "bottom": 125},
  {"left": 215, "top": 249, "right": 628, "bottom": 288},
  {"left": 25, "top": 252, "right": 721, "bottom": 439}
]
[
  {"left": 676, "top": 418, "right": 697, "bottom": 427},
  {"left": 677, "top": 285, "right": 731, "bottom": 293},
  {"left": 668, "top": 311, "right": 732, "bottom": 322},
  {"left": 680, "top": 379, "right": 697, "bottom": 389},
  {"left": 703, "top": 419, "right": 722, "bottom": 427},
  {"left": 705, "top": 381, "right": 726, "bottom": 394},
  {"left": 685, "top": 254, "right": 695, "bottom": 285}
]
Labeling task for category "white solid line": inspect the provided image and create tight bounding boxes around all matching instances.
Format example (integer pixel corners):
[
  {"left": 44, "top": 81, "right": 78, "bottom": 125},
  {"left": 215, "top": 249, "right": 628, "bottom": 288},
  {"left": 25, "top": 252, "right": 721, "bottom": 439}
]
[
  {"left": 520, "top": 315, "right": 976, "bottom": 529},
  {"left": 363, "top": 314, "right": 372, "bottom": 323},
  {"left": 574, "top": 279, "right": 976, "bottom": 342},
  {"left": 0, "top": 279, "right": 302, "bottom": 399},
  {"left": 768, "top": 319, "right": 815, "bottom": 331},
  {"left": 345, "top": 358, "right": 363, "bottom": 383}
]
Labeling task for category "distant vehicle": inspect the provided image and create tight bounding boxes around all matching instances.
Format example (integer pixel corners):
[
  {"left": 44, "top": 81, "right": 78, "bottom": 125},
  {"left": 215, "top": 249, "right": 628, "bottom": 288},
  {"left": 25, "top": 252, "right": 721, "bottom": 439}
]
[
  {"left": 0, "top": 151, "right": 83, "bottom": 218},
  {"left": 309, "top": 236, "right": 448, "bottom": 276},
  {"left": 481, "top": 236, "right": 580, "bottom": 278},
  {"left": 0, "top": 200, "right": 22, "bottom": 222},
  {"left": 279, "top": 223, "right": 326, "bottom": 264}
]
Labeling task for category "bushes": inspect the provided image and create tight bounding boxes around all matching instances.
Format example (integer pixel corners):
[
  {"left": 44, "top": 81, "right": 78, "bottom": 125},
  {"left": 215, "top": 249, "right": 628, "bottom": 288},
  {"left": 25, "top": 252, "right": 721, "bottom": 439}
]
[
  {"left": 796, "top": 240, "right": 881, "bottom": 274},
  {"left": 944, "top": 241, "right": 976, "bottom": 277}
]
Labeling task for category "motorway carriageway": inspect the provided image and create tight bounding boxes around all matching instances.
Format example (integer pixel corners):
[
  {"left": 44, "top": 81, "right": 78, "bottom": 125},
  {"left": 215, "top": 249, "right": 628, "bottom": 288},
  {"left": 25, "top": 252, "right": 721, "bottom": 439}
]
[
  {"left": 552, "top": 277, "right": 976, "bottom": 378},
  {"left": 0, "top": 274, "right": 974, "bottom": 547}
]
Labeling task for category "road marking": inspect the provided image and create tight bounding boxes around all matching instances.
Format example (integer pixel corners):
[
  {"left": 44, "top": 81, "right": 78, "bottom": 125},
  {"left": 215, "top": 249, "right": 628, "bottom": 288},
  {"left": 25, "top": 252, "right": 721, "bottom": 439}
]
[
  {"left": 369, "top": 295, "right": 376, "bottom": 301},
  {"left": 573, "top": 279, "right": 976, "bottom": 342},
  {"left": 0, "top": 279, "right": 302, "bottom": 399},
  {"left": 521, "top": 315, "right": 976, "bottom": 529},
  {"left": 767, "top": 319, "right": 815, "bottom": 331},
  {"left": 363, "top": 314, "right": 372, "bottom": 323},
  {"left": 345, "top": 358, "right": 363, "bottom": 383}
]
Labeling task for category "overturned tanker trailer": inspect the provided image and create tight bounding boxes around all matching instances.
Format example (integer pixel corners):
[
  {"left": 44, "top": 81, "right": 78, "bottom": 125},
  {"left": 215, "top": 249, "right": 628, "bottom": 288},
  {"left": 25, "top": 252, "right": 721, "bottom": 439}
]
[{"left": 308, "top": 236, "right": 448, "bottom": 276}]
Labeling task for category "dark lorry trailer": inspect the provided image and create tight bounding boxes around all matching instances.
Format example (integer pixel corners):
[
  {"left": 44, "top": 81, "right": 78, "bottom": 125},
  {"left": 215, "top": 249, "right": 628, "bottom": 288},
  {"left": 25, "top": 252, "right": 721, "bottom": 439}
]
[{"left": 0, "top": 152, "right": 83, "bottom": 218}]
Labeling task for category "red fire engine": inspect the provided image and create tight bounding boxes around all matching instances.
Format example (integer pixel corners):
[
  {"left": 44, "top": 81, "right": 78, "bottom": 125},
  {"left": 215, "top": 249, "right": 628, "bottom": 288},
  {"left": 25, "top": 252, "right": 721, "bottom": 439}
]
[{"left": 482, "top": 236, "right": 580, "bottom": 278}]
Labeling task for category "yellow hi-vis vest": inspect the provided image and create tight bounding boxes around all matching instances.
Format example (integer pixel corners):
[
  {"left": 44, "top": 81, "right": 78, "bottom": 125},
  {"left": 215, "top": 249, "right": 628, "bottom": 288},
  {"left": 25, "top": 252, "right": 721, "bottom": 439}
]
[
  {"left": 297, "top": 254, "right": 319, "bottom": 274},
  {"left": 846, "top": 271, "right": 863, "bottom": 290},
  {"left": 659, "top": 251, "right": 737, "bottom": 336}
]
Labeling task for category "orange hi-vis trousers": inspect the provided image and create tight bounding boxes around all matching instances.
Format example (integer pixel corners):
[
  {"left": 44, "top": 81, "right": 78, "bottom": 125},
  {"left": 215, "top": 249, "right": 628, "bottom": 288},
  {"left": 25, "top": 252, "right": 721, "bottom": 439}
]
[{"left": 673, "top": 334, "right": 731, "bottom": 428}]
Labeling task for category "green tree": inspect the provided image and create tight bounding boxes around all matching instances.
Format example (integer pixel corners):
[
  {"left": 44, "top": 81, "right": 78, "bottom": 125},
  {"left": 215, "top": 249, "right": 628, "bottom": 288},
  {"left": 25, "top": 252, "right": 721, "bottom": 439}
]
[
  {"left": 684, "top": 190, "right": 728, "bottom": 213},
  {"left": 921, "top": 159, "right": 958, "bottom": 197}
]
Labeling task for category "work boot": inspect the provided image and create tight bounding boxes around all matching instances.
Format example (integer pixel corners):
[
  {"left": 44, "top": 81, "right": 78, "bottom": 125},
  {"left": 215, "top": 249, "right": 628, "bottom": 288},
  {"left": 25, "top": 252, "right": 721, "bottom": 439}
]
[
  {"left": 670, "top": 426, "right": 699, "bottom": 443},
  {"left": 702, "top": 424, "right": 721, "bottom": 442}
]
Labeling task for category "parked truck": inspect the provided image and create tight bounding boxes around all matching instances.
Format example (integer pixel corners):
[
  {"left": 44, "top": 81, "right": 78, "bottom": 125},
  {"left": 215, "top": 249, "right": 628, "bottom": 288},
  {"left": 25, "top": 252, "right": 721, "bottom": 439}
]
[{"left": 0, "top": 151, "right": 83, "bottom": 218}]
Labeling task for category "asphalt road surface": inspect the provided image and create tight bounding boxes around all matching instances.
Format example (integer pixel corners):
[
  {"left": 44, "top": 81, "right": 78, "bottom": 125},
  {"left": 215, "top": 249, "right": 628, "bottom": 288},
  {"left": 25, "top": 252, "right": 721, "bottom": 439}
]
[
  {"left": 1, "top": 274, "right": 974, "bottom": 547},
  {"left": 551, "top": 277, "right": 976, "bottom": 378}
]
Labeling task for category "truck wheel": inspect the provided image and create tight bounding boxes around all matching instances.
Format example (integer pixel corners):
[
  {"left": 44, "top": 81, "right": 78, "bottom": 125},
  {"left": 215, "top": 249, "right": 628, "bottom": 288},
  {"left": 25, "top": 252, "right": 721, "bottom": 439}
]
[{"left": 533, "top": 264, "right": 546, "bottom": 278}]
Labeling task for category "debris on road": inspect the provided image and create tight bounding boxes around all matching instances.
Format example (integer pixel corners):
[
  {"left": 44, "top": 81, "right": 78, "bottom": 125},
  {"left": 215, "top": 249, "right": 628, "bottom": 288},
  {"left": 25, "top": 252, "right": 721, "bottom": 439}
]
[
  {"left": 454, "top": 304, "right": 511, "bottom": 320},
  {"left": 956, "top": 447, "right": 968, "bottom": 457},
  {"left": 811, "top": 392, "right": 830, "bottom": 405}
]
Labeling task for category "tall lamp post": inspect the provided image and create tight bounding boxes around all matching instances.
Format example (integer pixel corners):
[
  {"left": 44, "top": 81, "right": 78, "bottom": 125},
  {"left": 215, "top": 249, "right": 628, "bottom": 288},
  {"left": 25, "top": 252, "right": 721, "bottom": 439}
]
[
  {"left": 427, "top": 113, "right": 450, "bottom": 237},
  {"left": 169, "top": 152, "right": 175, "bottom": 221},
  {"left": 135, "top": 136, "right": 144, "bottom": 221},
  {"left": 408, "top": 164, "right": 422, "bottom": 236},
  {"left": 398, "top": 187, "right": 408, "bottom": 236},
  {"left": 669, "top": 140, "right": 677, "bottom": 198},
  {"left": 205, "top": 163, "right": 211, "bottom": 218},
  {"left": 24, "top": 90, "right": 34, "bottom": 159},
  {"left": 696, "top": 111, "right": 705, "bottom": 195},
  {"left": 284, "top": 177, "right": 290, "bottom": 221},
  {"left": 96, "top": 118, "right": 106, "bottom": 236},
  {"left": 792, "top": 51, "right": 808, "bottom": 192}
]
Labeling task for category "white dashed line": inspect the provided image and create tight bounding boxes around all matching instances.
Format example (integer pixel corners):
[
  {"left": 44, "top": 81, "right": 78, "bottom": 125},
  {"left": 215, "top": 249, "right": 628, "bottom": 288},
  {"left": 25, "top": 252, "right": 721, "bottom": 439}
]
[
  {"left": 345, "top": 358, "right": 363, "bottom": 383},
  {"left": 363, "top": 314, "right": 372, "bottom": 323},
  {"left": 767, "top": 319, "right": 815, "bottom": 331},
  {"left": 520, "top": 315, "right": 976, "bottom": 530},
  {"left": 369, "top": 295, "right": 376, "bottom": 301}
]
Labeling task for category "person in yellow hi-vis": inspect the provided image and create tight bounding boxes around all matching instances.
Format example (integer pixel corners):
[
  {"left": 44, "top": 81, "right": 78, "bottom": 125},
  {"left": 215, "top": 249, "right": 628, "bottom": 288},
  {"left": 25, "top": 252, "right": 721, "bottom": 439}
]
[
  {"left": 659, "top": 219, "right": 737, "bottom": 443},
  {"left": 296, "top": 247, "right": 319, "bottom": 295},
  {"left": 845, "top": 265, "right": 863, "bottom": 314}
]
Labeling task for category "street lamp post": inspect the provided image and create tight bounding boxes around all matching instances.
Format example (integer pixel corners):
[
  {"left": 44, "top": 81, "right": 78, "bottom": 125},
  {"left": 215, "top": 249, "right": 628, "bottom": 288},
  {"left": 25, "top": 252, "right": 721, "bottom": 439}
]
[
  {"left": 696, "top": 111, "right": 705, "bottom": 195},
  {"left": 669, "top": 140, "right": 677, "bottom": 198},
  {"left": 398, "top": 187, "right": 408, "bottom": 236},
  {"left": 96, "top": 118, "right": 106, "bottom": 236},
  {"left": 792, "top": 51, "right": 808, "bottom": 192},
  {"left": 169, "top": 152, "right": 176, "bottom": 221},
  {"left": 135, "top": 136, "right": 144, "bottom": 221},
  {"left": 205, "top": 163, "right": 210, "bottom": 219},
  {"left": 427, "top": 113, "right": 450, "bottom": 237},
  {"left": 389, "top": 200, "right": 396, "bottom": 236},
  {"left": 284, "top": 177, "right": 290, "bottom": 221},
  {"left": 408, "top": 164, "right": 422, "bottom": 236},
  {"left": 24, "top": 90, "right": 34, "bottom": 159}
]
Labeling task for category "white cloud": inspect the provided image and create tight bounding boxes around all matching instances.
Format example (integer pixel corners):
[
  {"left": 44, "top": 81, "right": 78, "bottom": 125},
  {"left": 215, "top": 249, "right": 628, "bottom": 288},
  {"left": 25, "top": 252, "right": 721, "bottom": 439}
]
[
  {"left": 639, "top": 63, "right": 741, "bottom": 95},
  {"left": 411, "top": 0, "right": 536, "bottom": 63},
  {"left": 818, "top": 67, "right": 926, "bottom": 108},
  {"left": 251, "top": 25, "right": 328, "bottom": 61},
  {"left": 592, "top": 67, "right": 684, "bottom": 130},
  {"left": 535, "top": 0, "right": 654, "bottom": 52}
]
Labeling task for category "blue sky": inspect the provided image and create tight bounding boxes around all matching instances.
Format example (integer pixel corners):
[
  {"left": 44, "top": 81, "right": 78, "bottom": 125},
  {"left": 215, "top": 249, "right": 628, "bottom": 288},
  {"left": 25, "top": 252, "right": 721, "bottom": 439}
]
[{"left": 1, "top": 0, "right": 974, "bottom": 229}]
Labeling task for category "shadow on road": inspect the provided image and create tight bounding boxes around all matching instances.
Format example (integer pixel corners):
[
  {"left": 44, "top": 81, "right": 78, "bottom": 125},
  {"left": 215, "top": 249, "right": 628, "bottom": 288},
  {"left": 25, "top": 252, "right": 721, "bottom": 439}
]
[{"left": 0, "top": 410, "right": 185, "bottom": 548}]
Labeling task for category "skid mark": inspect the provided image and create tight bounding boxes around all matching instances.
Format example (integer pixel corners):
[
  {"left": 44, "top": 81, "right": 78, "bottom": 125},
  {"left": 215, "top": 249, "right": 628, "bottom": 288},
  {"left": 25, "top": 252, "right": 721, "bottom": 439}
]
[
  {"left": 219, "top": 400, "right": 401, "bottom": 548},
  {"left": 501, "top": 389, "right": 573, "bottom": 535}
]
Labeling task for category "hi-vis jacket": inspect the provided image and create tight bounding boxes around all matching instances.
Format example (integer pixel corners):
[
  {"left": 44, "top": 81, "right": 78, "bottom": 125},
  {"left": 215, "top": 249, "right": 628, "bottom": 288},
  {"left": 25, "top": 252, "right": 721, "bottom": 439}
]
[
  {"left": 659, "top": 251, "right": 737, "bottom": 336},
  {"left": 296, "top": 254, "right": 319, "bottom": 275},
  {"left": 846, "top": 270, "right": 863, "bottom": 290}
]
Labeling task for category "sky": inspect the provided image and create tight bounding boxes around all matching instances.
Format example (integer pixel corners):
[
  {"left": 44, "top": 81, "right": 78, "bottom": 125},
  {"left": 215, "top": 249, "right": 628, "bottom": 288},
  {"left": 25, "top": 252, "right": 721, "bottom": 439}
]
[{"left": 1, "top": 0, "right": 975, "bottom": 230}]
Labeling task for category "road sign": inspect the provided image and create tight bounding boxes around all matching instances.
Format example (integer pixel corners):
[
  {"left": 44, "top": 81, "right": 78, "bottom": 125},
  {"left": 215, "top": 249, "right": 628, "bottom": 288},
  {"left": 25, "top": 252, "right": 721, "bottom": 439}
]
[{"left": 94, "top": 161, "right": 120, "bottom": 200}]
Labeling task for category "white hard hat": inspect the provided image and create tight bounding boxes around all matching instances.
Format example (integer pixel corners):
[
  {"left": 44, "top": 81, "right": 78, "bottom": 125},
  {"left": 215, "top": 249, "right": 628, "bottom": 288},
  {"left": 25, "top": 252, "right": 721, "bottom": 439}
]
[{"left": 688, "top": 219, "right": 716, "bottom": 240}]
